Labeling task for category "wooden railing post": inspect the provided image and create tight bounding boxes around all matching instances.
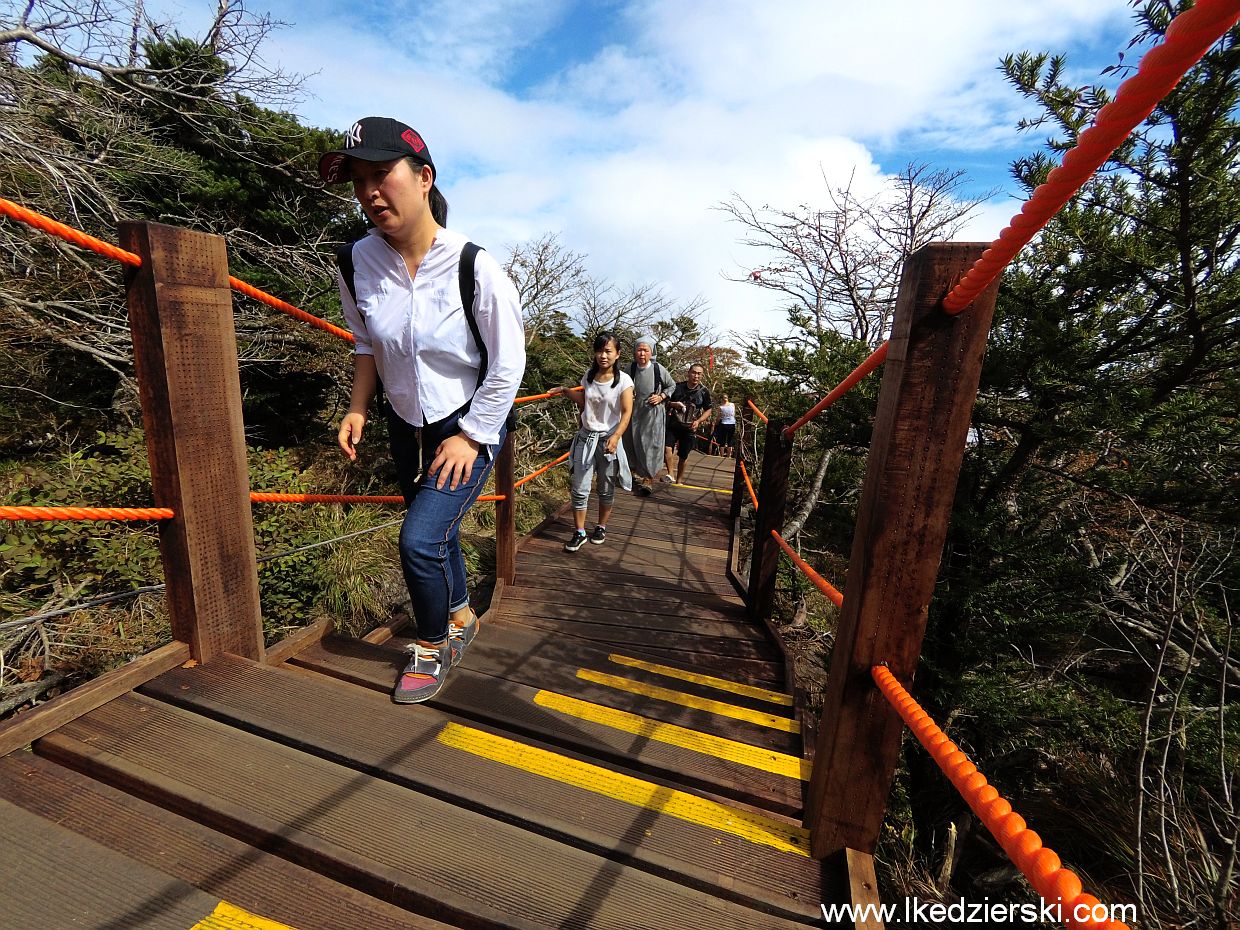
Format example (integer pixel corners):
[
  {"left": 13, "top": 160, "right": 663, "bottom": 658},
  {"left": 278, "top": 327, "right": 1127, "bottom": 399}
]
[
  {"left": 494, "top": 431, "right": 517, "bottom": 585},
  {"left": 806, "top": 242, "right": 999, "bottom": 857},
  {"left": 747, "top": 416, "right": 792, "bottom": 620},
  {"left": 120, "top": 221, "right": 264, "bottom": 663}
]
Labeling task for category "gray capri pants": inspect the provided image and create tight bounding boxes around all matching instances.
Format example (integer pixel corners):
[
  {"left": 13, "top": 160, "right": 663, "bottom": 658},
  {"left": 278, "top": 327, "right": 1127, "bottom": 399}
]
[{"left": 569, "top": 427, "right": 631, "bottom": 510}]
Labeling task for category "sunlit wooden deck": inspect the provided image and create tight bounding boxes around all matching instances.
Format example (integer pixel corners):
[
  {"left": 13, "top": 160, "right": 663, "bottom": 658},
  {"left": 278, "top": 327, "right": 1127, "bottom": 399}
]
[{"left": 0, "top": 454, "right": 840, "bottom": 930}]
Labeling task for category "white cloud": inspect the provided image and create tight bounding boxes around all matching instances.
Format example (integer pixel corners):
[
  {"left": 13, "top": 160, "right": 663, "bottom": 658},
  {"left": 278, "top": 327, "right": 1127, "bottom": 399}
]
[{"left": 250, "top": 0, "right": 1134, "bottom": 342}]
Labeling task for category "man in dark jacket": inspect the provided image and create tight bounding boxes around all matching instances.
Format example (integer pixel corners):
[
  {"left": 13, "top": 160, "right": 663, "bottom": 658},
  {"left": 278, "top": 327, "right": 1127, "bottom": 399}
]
[{"left": 662, "top": 363, "right": 712, "bottom": 485}]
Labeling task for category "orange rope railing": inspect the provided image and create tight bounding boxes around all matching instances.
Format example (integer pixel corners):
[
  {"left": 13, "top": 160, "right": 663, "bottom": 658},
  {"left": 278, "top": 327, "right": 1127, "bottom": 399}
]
[
  {"left": 250, "top": 491, "right": 507, "bottom": 504},
  {"left": 1, "top": 197, "right": 353, "bottom": 342},
  {"left": 747, "top": 399, "right": 768, "bottom": 424},
  {"left": 783, "top": 342, "right": 890, "bottom": 438},
  {"left": 771, "top": 529, "right": 844, "bottom": 607},
  {"left": 249, "top": 492, "right": 404, "bottom": 505},
  {"left": 943, "top": 0, "right": 1240, "bottom": 313},
  {"left": 2, "top": 196, "right": 712, "bottom": 412},
  {"left": 783, "top": 0, "right": 1240, "bottom": 438},
  {"left": 515, "top": 451, "right": 570, "bottom": 487},
  {"left": 872, "top": 666, "right": 1131, "bottom": 929},
  {"left": 0, "top": 197, "right": 141, "bottom": 267},
  {"left": 739, "top": 460, "right": 759, "bottom": 511},
  {"left": 248, "top": 452, "right": 571, "bottom": 509},
  {"left": 514, "top": 386, "right": 582, "bottom": 404},
  {"left": 0, "top": 505, "right": 174, "bottom": 521},
  {"left": 228, "top": 276, "right": 353, "bottom": 342}
]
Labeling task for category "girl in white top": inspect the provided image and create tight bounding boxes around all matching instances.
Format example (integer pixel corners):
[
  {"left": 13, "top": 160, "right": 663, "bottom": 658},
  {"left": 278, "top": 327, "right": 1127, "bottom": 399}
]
[
  {"left": 551, "top": 331, "right": 634, "bottom": 551},
  {"left": 319, "top": 116, "right": 525, "bottom": 704}
]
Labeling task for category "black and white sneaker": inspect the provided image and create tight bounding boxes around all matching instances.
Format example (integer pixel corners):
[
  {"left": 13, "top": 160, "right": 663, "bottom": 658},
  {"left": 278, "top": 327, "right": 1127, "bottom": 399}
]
[
  {"left": 564, "top": 530, "right": 588, "bottom": 553},
  {"left": 589, "top": 524, "right": 607, "bottom": 545}
]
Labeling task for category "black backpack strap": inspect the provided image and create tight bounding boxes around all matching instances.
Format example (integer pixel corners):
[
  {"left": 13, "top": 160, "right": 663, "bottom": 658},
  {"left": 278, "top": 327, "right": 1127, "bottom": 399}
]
[
  {"left": 459, "top": 242, "right": 485, "bottom": 391},
  {"left": 459, "top": 241, "right": 517, "bottom": 432},
  {"left": 333, "top": 242, "right": 357, "bottom": 305}
]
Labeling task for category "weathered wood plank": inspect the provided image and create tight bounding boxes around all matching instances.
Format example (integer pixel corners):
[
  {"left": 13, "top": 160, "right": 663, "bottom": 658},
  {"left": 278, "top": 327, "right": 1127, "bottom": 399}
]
[
  {"left": 405, "top": 620, "right": 795, "bottom": 721},
  {"left": 0, "top": 641, "right": 190, "bottom": 757},
  {"left": 501, "top": 583, "right": 746, "bottom": 619},
  {"left": 496, "top": 613, "right": 780, "bottom": 662},
  {"left": 806, "top": 242, "right": 1000, "bottom": 857},
  {"left": 0, "top": 795, "right": 224, "bottom": 930},
  {"left": 292, "top": 635, "right": 798, "bottom": 753},
  {"left": 497, "top": 598, "right": 768, "bottom": 641},
  {"left": 0, "top": 753, "right": 448, "bottom": 930},
  {"left": 121, "top": 221, "right": 263, "bottom": 662},
  {"left": 141, "top": 656, "right": 822, "bottom": 921},
  {"left": 39, "top": 694, "right": 814, "bottom": 930},
  {"left": 513, "top": 560, "right": 741, "bottom": 597}
]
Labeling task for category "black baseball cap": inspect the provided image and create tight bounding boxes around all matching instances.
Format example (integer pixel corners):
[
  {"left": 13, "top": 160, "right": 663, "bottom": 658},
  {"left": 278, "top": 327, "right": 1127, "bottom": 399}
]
[{"left": 318, "top": 117, "right": 435, "bottom": 184}]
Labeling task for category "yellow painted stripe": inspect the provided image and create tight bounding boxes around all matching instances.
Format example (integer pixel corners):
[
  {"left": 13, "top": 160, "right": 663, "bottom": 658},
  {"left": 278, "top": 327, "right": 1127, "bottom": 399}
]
[
  {"left": 577, "top": 669, "right": 801, "bottom": 734},
  {"left": 535, "top": 689, "right": 810, "bottom": 780},
  {"left": 437, "top": 722, "right": 809, "bottom": 856},
  {"left": 608, "top": 653, "right": 794, "bottom": 706},
  {"left": 192, "top": 901, "right": 299, "bottom": 930},
  {"left": 673, "top": 482, "right": 733, "bottom": 493}
]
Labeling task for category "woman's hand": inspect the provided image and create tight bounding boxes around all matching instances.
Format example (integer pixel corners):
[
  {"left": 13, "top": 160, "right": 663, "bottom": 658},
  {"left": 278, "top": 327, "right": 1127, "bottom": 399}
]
[
  {"left": 647, "top": 392, "right": 663, "bottom": 406},
  {"left": 338, "top": 412, "right": 367, "bottom": 461},
  {"left": 429, "top": 432, "right": 481, "bottom": 490},
  {"left": 605, "top": 434, "right": 620, "bottom": 455}
]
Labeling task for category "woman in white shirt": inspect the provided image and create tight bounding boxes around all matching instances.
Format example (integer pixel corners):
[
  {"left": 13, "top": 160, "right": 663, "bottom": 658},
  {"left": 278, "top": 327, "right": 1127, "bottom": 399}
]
[
  {"left": 713, "top": 394, "right": 737, "bottom": 457},
  {"left": 320, "top": 117, "right": 526, "bottom": 704},
  {"left": 550, "top": 332, "right": 634, "bottom": 552}
]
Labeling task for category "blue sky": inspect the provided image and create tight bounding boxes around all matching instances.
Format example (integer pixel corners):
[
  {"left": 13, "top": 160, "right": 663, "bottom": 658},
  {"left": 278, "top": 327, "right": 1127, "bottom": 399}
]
[{"left": 157, "top": 0, "right": 1139, "bottom": 340}]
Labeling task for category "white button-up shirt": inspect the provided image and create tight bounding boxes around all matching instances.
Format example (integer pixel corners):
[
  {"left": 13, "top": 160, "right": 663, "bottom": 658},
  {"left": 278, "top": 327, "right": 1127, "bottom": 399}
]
[{"left": 339, "top": 227, "right": 526, "bottom": 446}]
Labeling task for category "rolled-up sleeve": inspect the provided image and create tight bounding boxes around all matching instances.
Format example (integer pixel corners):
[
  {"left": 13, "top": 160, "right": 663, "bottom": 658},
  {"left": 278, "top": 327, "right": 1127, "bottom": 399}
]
[
  {"left": 458, "top": 251, "right": 526, "bottom": 446},
  {"left": 339, "top": 272, "right": 374, "bottom": 356}
]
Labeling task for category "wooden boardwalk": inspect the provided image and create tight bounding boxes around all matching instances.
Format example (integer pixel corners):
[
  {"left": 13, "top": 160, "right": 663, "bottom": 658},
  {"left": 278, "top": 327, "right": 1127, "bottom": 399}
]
[{"left": 0, "top": 454, "right": 839, "bottom": 930}]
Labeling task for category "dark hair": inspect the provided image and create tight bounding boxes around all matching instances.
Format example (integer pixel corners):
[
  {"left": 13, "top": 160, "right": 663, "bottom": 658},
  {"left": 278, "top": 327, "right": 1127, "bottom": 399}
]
[
  {"left": 586, "top": 331, "right": 621, "bottom": 388},
  {"left": 404, "top": 157, "right": 449, "bottom": 226}
]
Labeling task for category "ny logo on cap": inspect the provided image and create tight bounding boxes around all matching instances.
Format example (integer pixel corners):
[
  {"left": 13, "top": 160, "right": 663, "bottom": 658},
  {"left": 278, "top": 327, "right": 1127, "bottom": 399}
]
[{"left": 345, "top": 121, "right": 363, "bottom": 148}]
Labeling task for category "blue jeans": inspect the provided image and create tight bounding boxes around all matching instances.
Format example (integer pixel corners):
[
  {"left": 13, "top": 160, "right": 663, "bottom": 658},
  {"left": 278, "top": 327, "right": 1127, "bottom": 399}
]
[{"left": 388, "top": 409, "right": 503, "bottom": 645}]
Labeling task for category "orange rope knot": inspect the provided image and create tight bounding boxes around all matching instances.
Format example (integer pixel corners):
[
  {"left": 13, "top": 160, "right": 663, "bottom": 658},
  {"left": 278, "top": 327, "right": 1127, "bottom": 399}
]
[{"left": 871, "top": 666, "right": 1131, "bottom": 929}]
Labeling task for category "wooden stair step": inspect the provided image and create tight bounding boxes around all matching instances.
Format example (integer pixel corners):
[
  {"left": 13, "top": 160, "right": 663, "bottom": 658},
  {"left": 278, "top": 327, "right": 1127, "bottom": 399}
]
[
  {"left": 447, "top": 620, "right": 795, "bottom": 721},
  {"left": 0, "top": 753, "right": 446, "bottom": 930},
  {"left": 494, "top": 597, "right": 765, "bottom": 641},
  {"left": 295, "top": 634, "right": 799, "bottom": 755},
  {"left": 500, "top": 582, "right": 746, "bottom": 620},
  {"left": 513, "top": 558, "right": 741, "bottom": 597},
  {"left": 142, "top": 655, "right": 823, "bottom": 921},
  {"left": 38, "top": 694, "right": 817, "bottom": 930},
  {"left": 493, "top": 612, "right": 781, "bottom": 664},
  {"left": 0, "top": 794, "right": 237, "bottom": 930}
]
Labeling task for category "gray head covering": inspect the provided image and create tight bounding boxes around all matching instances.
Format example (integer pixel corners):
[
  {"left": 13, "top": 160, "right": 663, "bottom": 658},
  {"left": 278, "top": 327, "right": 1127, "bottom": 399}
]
[{"left": 634, "top": 333, "right": 657, "bottom": 358}]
